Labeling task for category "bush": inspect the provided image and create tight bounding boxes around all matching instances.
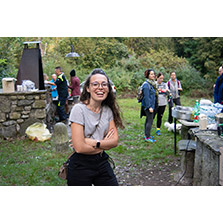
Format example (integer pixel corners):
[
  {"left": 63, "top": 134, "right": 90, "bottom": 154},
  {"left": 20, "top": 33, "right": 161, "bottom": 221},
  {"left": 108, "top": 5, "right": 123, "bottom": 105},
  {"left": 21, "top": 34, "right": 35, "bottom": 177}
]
[
  {"left": 0, "top": 59, "right": 17, "bottom": 88},
  {"left": 102, "top": 50, "right": 208, "bottom": 95},
  {"left": 175, "top": 63, "right": 207, "bottom": 93},
  {"left": 0, "top": 37, "right": 209, "bottom": 95}
]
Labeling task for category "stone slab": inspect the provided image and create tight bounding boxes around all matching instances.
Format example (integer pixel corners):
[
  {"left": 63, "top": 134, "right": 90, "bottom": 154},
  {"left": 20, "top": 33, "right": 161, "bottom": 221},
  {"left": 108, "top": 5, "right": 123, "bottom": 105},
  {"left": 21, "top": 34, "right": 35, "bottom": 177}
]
[
  {"left": 0, "top": 124, "right": 17, "bottom": 138},
  {"left": 0, "top": 97, "right": 11, "bottom": 113}
]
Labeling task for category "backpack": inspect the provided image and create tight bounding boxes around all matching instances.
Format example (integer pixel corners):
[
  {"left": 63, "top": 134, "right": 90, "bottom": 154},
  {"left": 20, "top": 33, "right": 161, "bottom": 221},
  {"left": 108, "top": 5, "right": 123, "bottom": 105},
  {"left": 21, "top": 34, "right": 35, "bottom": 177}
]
[
  {"left": 137, "top": 81, "right": 150, "bottom": 103},
  {"left": 167, "top": 80, "right": 180, "bottom": 89}
]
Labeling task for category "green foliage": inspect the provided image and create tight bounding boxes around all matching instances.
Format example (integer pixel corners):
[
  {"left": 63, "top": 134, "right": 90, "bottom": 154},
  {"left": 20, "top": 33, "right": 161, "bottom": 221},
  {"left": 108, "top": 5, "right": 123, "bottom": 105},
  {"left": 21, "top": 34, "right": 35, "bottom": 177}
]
[
  {"left": 0, "top": 37, "right": 213, "bottom": 95},
  {"left": 105, "top": 49, "right": 207, "bottom": 94},
  {"left": 0, "top": 38, "right": 24, "bottom": 87},
  {"left": 0, "top": 59, "right": 17, "bottom": 88},
  {"left": 0, "top": 139, "right": 70, "bottom": 185},
  {"left": 175, "top": 63, "right": 208, "bottom": 93},
  {"left": 124, "top": 37, "right": 175, "bottom": 56},
  {"left": 139, "top": 49, "right": 188, "bottom": 74},
  {"left": 78, "top": 38, "right": 129, "bottom": 69},
  {"left": 173, "top": 37, "right": 223, "bottom": 84}
]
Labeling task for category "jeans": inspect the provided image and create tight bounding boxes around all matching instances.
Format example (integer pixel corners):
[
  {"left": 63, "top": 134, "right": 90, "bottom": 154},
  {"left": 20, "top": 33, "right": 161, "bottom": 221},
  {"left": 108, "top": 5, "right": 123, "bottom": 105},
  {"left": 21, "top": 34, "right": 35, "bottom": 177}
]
[
  {"left": 67, "top": 152, "right": 118, "bottom": 186},
  {"left": 144, "top": 109, "right": 154, "bottom": 138},
  {"left": 153, "top": 105, "right": 166, "bottom": 128},
  {"left": 168, "top": 97, "right": 181, "bottom": 123},
  {"left": 57, "top": 98, "right": 67, "bottom": 121}
]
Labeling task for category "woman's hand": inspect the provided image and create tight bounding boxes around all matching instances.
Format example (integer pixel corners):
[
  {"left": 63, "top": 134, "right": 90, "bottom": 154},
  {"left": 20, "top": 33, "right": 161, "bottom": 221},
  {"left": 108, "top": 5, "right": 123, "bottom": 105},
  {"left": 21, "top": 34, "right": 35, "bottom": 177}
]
[
  {"left": 70, "top": 129, "right": 115, "bottom": 149},
  {"left": 149, "top": 108, "right": 153, "bottom": 113},
  {"left": 83, "top": 129, "right": 115, "bottom": 147},
  {"left": 69, "top": 138, "right": 95, "bottom": 149},
  {"left": 84, "top": 138, "right": 97, "bottom": 147},
  {"left": 104, "top": 128, "right": 115, "bottom": 140}
]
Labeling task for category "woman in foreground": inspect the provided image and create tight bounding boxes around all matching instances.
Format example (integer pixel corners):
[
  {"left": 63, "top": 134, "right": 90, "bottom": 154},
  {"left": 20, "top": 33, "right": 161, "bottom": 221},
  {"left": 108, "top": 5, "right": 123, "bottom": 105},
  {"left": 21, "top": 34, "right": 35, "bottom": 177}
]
[{"left": 67, "top": 68, "right": 124, "bottom": 186}]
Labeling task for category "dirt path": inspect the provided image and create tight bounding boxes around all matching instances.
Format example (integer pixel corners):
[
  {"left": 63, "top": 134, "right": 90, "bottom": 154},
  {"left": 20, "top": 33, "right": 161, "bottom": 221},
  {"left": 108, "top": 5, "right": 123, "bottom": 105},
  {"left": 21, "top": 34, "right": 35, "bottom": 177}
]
[
  {"left": 111, "top": 154, "right": 181, "bottom": 186},
  {"left": 67, "top": 125, "right": 182, "bottom": 186}
]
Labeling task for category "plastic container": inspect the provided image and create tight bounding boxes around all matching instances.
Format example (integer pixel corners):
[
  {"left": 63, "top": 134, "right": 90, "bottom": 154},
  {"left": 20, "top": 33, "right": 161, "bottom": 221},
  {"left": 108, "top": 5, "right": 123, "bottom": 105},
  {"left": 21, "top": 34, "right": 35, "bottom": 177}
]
[
  {"left": 199, "top": 114, "right": 207, "bottom": 130},
  {"left": 194, "top": 100, "right": 200, "bottom": 123},
  {"left": 2, "top": 78, "right": 17, "bottom": 93}
]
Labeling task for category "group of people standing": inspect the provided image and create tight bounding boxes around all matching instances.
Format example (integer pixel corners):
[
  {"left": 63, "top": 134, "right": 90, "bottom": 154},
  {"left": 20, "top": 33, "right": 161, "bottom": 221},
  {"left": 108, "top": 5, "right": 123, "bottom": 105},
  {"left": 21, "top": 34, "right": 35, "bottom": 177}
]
[
  {"left": 46, "top": 67, "right": 81, "bottom": 123},
  {"left": 141, "top": 69, "right": 183, "bottom": 143}
]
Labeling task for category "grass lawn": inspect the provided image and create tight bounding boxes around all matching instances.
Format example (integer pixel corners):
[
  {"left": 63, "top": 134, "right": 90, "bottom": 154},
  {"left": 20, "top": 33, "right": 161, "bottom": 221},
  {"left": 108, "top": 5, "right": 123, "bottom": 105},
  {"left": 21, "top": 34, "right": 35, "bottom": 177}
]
[{"left": 0, "top": 95, "right": 199, "bottom": 185}]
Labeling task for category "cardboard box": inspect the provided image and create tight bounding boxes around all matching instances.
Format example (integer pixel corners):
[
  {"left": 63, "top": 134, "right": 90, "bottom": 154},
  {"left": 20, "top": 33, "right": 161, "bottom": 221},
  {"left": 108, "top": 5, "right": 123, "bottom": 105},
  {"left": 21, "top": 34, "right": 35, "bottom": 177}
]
[{"left": 2, "top": 78, "right": 16, "bottom": 93}]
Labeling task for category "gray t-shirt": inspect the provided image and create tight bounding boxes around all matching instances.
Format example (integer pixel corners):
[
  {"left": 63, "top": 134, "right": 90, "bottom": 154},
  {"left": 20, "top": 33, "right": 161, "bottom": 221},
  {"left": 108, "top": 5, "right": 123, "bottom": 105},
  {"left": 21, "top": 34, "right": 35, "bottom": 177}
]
[
  {"left": 168, "top": 79, "right": 182, "bottom": 99},
  {"left": 69, "top": 103, "right": 114, "bottom": 140},
  {"left": 156, "top": 81, "right": 168, "bottom": 106}
]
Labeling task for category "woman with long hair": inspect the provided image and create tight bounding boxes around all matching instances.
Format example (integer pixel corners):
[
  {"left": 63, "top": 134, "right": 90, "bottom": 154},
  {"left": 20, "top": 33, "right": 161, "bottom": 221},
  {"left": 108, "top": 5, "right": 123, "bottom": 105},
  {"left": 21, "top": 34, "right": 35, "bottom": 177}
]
[
  {"left": 141, "top": 69, "right": 158, "bottom": 143},
  {"left": 67, "top": 68, "right": 124, "bottom": 186}
]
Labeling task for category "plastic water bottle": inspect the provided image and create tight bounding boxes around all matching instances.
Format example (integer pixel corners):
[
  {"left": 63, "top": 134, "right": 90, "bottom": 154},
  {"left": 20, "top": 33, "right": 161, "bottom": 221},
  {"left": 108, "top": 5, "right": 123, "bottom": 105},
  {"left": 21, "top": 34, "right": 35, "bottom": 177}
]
[{"left": 194, "top": 100, "right": 200, "bottom": 123}]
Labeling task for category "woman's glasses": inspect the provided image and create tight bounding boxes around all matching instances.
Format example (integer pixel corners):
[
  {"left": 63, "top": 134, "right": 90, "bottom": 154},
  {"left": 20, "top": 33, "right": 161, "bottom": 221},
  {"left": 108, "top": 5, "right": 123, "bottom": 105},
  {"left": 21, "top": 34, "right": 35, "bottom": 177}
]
[{"left": 90, "top": 82, "right": 109, "bottom": 89}]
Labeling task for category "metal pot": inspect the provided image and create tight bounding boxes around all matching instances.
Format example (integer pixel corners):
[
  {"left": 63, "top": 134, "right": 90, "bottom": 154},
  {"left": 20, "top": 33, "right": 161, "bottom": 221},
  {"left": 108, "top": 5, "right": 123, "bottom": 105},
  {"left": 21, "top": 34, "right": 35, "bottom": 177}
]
[
  {"left": 215, "top": 113, "right": 223, "bottom": 124},
  {"left": 172, "top": 106, "right": 194, "bottom": 121}
]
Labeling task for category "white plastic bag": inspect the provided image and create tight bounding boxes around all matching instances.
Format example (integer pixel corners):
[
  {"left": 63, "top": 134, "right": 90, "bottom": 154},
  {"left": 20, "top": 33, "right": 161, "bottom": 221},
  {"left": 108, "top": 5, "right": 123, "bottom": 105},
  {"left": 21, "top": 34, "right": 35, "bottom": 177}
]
[
  {"left": 22, "top": 80, "right": 35, "bottom": 91},
  {"left": 200, "top": 100, "right": 223, "bottom": 124},
  {"left": 25, "top": 122, "right": 51, "bottom": 142}
]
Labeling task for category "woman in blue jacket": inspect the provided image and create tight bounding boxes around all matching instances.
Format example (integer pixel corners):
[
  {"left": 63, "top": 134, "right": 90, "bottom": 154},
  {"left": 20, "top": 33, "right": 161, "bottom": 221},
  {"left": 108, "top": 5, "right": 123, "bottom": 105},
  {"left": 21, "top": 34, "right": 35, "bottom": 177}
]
[
  {"left": 214, "top": 66, "right": 223, "bottom": 105},
  {"left": 141, "top": 69, "right": 158, "bottom": 143}
]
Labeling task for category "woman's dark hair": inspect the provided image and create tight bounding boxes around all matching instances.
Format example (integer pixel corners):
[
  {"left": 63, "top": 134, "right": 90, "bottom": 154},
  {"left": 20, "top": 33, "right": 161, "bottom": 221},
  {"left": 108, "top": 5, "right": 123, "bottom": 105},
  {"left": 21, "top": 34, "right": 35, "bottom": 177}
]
[
  {"left": 157, "top": 72, "right": 164, "bottom": 78},
  {"left": 170, "top": 71, "right": 175, "bottom": 76},
  {"left": 80, "top": 68, "right": 124, "bottom": 129},
  {"left": 144, "top": 69, "right": 154, "bottom": 78},
  {"left": 70, "top": 69, "right": 76, "bottom": 77}
]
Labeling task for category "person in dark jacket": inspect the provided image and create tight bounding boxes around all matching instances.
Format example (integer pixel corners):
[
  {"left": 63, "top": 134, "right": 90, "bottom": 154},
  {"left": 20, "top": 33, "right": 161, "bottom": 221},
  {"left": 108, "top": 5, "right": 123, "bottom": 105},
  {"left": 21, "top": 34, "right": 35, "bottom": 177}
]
[
  {"left": 214, "top": 66, "right": 223, "bottom": 105},
  {"left": 68, "top": 69, "right": 81, "bottom": 104},
  {"left": 141, "top": 69, "right": 158, "bottom": 143},
  {"left": 54, "top": 66, "right": 69, "bottom": 122}
]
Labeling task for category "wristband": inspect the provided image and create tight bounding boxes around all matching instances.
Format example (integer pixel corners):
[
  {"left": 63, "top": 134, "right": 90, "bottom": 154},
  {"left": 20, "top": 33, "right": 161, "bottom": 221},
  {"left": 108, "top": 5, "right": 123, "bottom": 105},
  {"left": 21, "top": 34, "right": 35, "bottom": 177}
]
[{"left": 95, "top": 140, "right": 100, "bottom": 149}]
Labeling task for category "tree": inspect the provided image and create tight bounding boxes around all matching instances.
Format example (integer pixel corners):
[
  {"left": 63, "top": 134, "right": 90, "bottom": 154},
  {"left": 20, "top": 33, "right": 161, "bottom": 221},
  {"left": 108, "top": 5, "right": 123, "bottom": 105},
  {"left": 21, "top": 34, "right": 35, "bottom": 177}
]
[{"left": 172, "top": 37, "right": 223, "bottom": 83}]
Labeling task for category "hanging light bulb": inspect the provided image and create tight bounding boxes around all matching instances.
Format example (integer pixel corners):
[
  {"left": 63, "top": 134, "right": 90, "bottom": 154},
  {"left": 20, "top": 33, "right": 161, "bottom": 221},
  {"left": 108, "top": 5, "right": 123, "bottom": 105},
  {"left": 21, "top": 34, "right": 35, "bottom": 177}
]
[{"left": 65, "top": 45, "right": 80, "bottom": 58}]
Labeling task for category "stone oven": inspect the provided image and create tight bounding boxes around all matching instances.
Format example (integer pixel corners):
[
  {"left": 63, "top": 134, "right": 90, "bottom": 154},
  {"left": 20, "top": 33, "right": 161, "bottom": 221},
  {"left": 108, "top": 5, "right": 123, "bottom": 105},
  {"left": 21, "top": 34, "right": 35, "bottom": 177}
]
[
  {"left": 0, "top": 90, "right": 47, "bottom": 138},
  {"left": 0, "top": 41, "right": 48, "bottom": 138}
]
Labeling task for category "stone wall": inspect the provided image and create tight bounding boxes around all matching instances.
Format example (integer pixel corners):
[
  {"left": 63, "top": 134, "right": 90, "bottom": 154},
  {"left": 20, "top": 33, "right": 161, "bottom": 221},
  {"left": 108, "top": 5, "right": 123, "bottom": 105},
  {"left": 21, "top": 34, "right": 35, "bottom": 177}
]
[
  {"left": 190, "top": 129, "right": 222, "bottom": 186},
  {"left": 0, "top": 90, "right": 47, "bottom": 138}
]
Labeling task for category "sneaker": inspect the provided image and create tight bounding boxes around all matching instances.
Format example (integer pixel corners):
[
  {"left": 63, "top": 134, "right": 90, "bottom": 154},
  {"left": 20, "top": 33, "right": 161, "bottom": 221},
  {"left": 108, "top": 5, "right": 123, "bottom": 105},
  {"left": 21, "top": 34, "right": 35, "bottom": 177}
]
[
  {"left": 144, "top": 135, "right": 154, "bottom": 139},
  {"left": 156, "top": 130, "right": 161, "bottom": 136},
  {"left": 145, "top": 137, "right": 156, "bottom": 143}
]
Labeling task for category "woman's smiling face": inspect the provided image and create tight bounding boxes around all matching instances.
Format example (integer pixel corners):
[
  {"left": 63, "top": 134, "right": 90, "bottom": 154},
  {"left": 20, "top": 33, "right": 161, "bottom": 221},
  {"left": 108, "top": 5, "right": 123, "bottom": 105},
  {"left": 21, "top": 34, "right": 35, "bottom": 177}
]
[
  {"left": 87, "top": 74, "right": 109, "bottom": 102},
  {"left": 148, "top": 70, "right": 155, "bottom": 80}
]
